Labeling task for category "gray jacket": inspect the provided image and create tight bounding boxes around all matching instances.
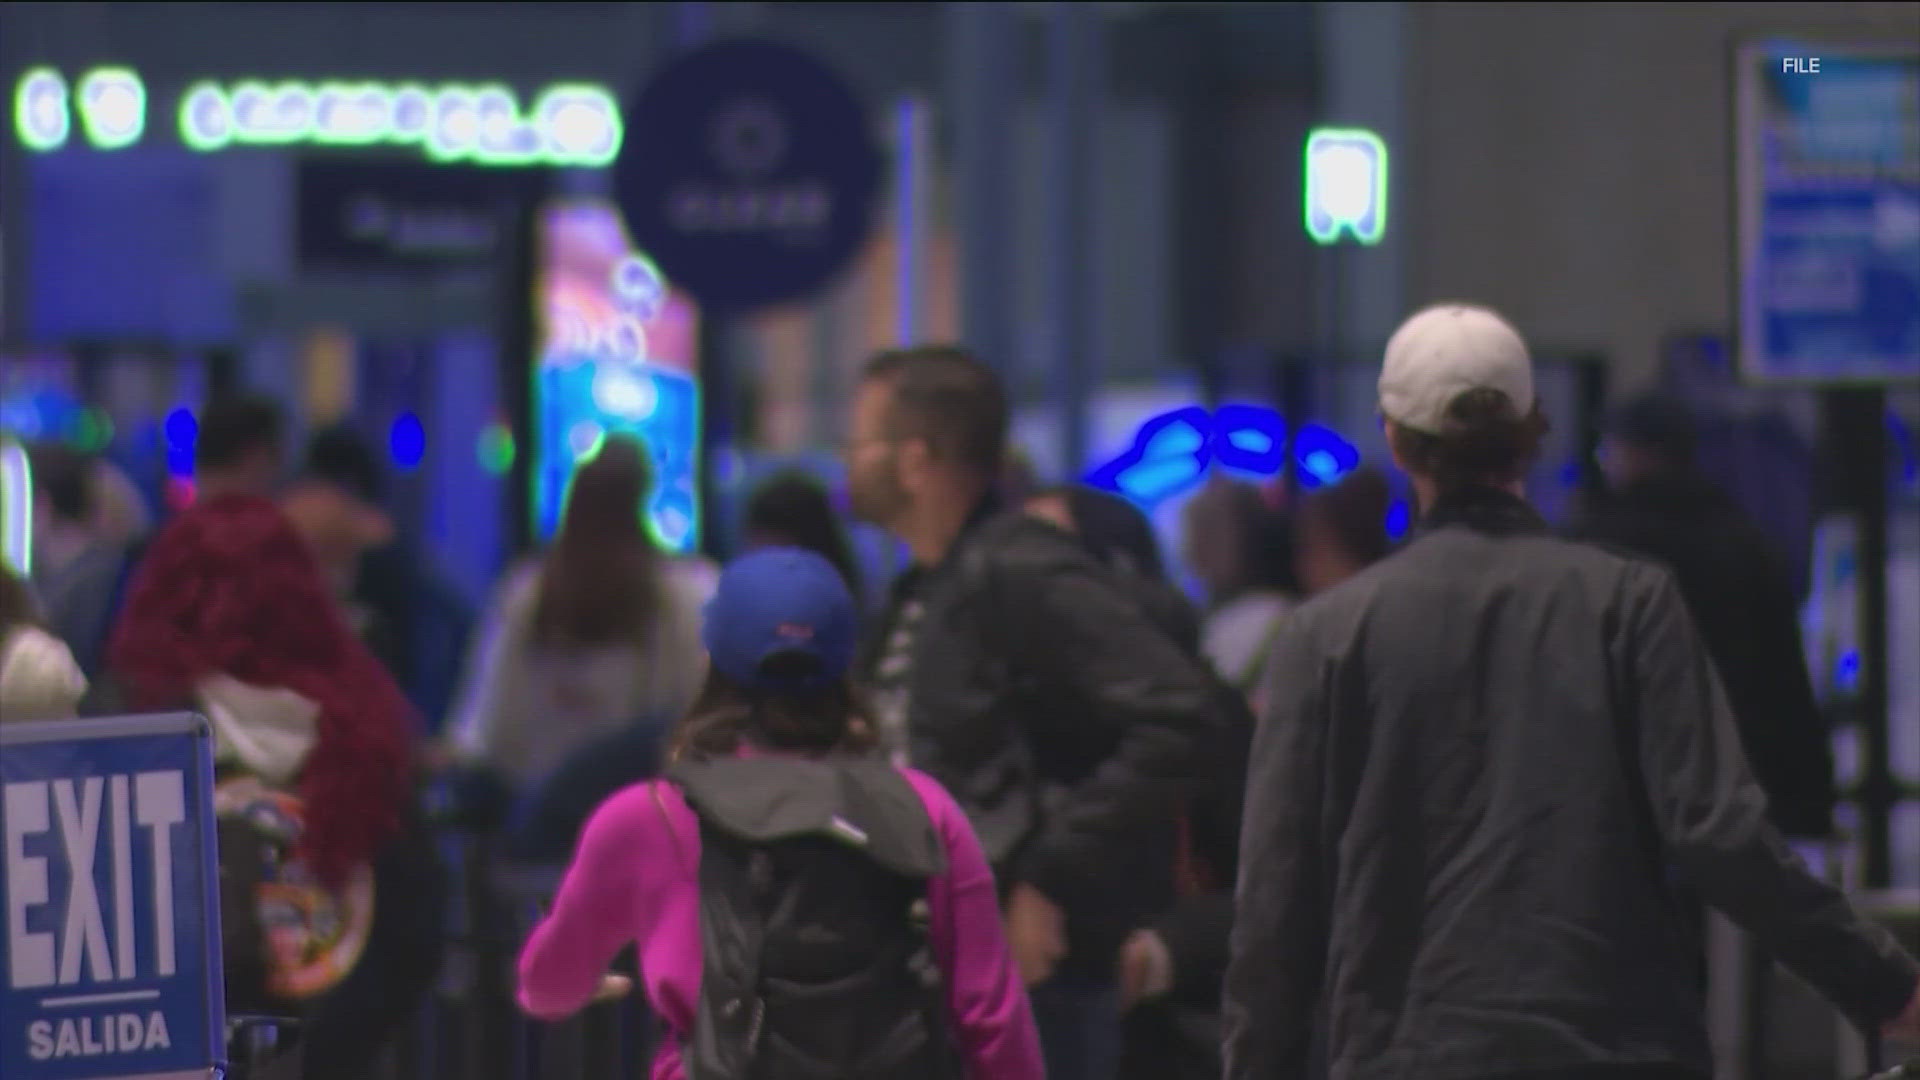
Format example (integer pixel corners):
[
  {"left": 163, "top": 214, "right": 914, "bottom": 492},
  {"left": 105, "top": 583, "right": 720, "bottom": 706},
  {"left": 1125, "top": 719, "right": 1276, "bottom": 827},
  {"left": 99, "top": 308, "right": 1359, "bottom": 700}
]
[{"left": 1223, "top": 487, "right": 1916, "bottom": 1080}]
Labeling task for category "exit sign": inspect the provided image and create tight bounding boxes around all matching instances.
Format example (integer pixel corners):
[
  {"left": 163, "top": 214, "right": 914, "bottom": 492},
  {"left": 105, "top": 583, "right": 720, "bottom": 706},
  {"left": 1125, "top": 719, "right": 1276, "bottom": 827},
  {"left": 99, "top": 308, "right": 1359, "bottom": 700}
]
[{"left": 1304, "top": 127, "right": 1388, "bottom": 246}]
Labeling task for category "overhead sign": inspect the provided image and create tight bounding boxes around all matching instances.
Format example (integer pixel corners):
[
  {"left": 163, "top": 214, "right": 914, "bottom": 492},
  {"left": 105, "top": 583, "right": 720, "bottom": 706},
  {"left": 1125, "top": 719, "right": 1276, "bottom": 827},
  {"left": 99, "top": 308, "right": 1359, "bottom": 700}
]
[
  {"left": 12, "top": 68, "right": 621, "bottom": 167},
  {"left": 1, "top": 714, "right": 224, "bottom": 1080},
  {"left": 1735, "top": 39, "right": 1920, "bottom": 383},
  {"left": 613, "top": 40, "right": 884, "bottom": 315},
  {"left": 1304, "top": 128, "right": 1388, "bottom": 246},
  {"left": 297, "top": 159, "right": 538, "bottom": 270}
]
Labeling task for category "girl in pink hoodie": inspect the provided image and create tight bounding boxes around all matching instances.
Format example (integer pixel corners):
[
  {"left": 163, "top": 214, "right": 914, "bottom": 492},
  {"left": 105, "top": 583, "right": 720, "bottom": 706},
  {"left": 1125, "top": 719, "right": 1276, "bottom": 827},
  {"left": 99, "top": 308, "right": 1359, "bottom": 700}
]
[{"left": 516, "top": 547, "right": 1043, "bottom": 1080}]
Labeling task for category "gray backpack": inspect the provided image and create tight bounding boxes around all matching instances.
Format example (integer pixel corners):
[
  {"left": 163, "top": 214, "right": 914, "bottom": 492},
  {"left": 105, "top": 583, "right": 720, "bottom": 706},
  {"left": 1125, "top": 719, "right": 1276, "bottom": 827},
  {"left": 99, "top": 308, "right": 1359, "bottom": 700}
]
[{"left": 671, "top": 756, "right": 961, "bottom": 1080}]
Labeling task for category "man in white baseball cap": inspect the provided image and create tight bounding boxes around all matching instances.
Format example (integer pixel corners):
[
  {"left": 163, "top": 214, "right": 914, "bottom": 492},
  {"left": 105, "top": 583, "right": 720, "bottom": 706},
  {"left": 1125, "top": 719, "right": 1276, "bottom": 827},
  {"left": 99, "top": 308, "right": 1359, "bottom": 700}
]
[
  {"left": 1224, "top": 304, "right": 1920, "bottom": 1080},
  {"left": 1376, "top": 302, "right": 1548, "bottom": 510}
]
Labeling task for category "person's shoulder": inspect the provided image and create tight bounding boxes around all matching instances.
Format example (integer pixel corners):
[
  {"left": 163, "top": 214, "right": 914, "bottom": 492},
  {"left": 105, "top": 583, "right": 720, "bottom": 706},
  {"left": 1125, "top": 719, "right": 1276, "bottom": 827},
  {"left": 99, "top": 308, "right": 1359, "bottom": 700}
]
[
  {"left": 898, "top": 767, "right": 968, "bottom": 824},
  {"left": 584, "top": 777, "right": 686, "bottom": 838},
  {"left": 965, "top": 508, "right": 1098, "bottom": 578}
]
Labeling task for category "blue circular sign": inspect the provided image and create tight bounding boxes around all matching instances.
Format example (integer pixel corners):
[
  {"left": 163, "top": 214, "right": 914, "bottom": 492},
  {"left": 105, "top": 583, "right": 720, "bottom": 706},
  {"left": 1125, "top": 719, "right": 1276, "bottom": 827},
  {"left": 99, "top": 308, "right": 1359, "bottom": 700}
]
[{"left": 615, "top": 41, "right": 885, "bottom": 316}]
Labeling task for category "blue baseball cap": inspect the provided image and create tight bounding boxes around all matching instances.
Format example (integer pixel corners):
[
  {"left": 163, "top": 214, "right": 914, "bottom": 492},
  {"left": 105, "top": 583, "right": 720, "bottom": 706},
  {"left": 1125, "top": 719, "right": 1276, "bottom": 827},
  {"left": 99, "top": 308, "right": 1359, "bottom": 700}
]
[{"left": 704, "top": 547, "right": 857, "bottom": 690}]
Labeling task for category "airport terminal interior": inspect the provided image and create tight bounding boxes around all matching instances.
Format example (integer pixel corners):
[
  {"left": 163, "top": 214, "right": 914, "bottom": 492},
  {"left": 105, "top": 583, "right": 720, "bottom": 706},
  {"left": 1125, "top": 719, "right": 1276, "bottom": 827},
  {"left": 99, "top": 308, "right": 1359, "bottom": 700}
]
[{"left": 0, "top": 3, "right": 1917, "bottom": 1079}]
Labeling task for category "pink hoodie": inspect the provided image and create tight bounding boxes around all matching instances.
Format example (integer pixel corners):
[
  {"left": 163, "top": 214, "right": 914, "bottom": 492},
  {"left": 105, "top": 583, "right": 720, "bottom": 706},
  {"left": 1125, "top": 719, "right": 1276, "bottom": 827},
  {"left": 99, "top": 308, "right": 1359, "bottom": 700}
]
[{"left": 516, "top": 767, "right": 1045, "bottom": 1080}]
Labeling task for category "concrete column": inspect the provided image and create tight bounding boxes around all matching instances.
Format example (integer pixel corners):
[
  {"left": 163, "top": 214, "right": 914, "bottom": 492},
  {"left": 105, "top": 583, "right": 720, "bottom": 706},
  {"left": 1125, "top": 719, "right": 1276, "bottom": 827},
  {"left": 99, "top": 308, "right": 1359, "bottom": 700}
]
[
  {"left": 1315, "top": 1, "right": 1409, "bottom": 364},
  {"left": 1045, "top": 1, "right": 1103, "bottom": 477},
  {"left": 944, "top": 1, "right": 1018, "bottom": 374}
]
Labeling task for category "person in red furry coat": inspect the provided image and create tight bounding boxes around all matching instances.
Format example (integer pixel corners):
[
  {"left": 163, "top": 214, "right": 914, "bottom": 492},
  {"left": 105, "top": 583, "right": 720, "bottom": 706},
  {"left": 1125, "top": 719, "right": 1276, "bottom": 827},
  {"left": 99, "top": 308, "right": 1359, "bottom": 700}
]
[{"left": 107, "top": 399, "right": 414, "bottom": 888}]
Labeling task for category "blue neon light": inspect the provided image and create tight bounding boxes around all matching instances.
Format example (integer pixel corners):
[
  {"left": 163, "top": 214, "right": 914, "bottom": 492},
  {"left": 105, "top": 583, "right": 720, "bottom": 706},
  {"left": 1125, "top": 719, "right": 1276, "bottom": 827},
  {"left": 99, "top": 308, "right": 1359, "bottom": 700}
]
[
  {"left": 1291, "top": 423, "right": 1361, "bottom": 489},
  {"left": 1086, "top": 404, "right": 1362, "bottom": 506},
  {"left": 164, "top": 407, "right": 198, "bottom": 448},
  {"left": 1835, "top": 648, "right": 1862, "bottom": 694},
  {"left": 389, "top": 411, "right": 426, "bottom": 471},
  {"left": 1385, "top": 498, "right": 1412, "bottom": 540}
]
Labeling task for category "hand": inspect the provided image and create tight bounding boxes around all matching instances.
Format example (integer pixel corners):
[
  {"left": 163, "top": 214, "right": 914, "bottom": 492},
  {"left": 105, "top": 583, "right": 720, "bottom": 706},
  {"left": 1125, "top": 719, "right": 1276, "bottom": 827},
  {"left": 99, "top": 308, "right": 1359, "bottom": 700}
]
[
  {"left": 1117, "top": 929, "right": 1175, "bottom": 1010},
  {"left": 592, "top": 973, "right": 634, "bottom": 1004},
  {"left": 1006, "top": 883, "right": 1067, "bottom": 987},
  {"left": 1884, "top": 981, "right": 1920, "bottom": 1044}
]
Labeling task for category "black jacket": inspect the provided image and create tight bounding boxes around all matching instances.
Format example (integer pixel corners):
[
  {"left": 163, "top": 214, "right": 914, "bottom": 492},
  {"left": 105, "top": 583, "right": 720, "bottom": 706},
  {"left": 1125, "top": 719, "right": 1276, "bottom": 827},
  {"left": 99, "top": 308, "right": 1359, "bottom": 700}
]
[
  {"left": 1567, "top": 472, "right": 1835, "bottom": 837},
  {"left": 1224, "top": 487, "right": 1916, "bottom": 1080},
  {"left": 862, "top": 507, "right": 1226, "bottom": 977}
]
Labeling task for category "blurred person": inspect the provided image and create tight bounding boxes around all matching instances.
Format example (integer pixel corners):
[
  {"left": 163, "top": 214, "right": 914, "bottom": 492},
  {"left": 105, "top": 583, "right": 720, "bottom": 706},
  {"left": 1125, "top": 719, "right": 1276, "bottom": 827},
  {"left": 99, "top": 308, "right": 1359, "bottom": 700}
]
[
  {"left": 1223, "top": 304, "right": 1920, "bottom": 1080},
  {"left": 283, "top": 425, "right": 475, "bottom": 729},
  {"left": 1023, "top": 485, "right": 1245, "bottom": 1080},
  {"left": 1570, "top": 394, "right": 1834, "bottom": 840},
  {"left": 28, "top": 443, "right": 130, "bottom": 678},
  {"left": 1000, "top": 445, "right": 1041, "bottom": 504},
  {"left": 0, "top": 563, "right": 87, "bottom": 722},
  {"left": 743, "top": 467, "right": 864, "bottom": 601},
  {"left": 89, "top": 454, "right": 153, "bottom": 546},
  {"left": 281, "top": 428, "right": 398, "bottom": 651},
  {"left": 1024, "top": 484, "right": 1199, "bottom": 652},
  {"left": 104, "top": 394, "right": 437, "bottom": 1079},
  {"left": 446, "top": 434, "right": 706, "bottom": 792},
  {"left": 1181, "top": 477, "right": 1301, "bottom": 694},
  {"left": 1294, "top": 466, "right": 1394, "bottom": 595},
  {"left": 847, "top": 345, "right": 1225, "bottom": 1080},
  {"left": 516, "top": 547, "right": 1045, "bottom": 1080}
]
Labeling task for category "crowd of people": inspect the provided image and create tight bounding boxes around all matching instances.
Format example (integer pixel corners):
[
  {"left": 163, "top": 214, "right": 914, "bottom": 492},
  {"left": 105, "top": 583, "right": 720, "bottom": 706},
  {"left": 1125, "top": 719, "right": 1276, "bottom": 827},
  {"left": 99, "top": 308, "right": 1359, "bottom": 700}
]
[{"left": 1, "top": 302, "right": 1917, "bottom": 1080}]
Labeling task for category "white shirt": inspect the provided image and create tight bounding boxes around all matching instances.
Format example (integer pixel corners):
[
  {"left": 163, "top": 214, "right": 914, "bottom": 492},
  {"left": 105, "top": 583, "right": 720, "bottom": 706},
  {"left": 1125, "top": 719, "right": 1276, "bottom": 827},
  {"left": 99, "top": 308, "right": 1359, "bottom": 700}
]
[
  {"left": 446, "top": 559, "right": 709, "bottom": 789},
  {"left": 1201, "top": 592, "right": 1295, "bottom": 690}
]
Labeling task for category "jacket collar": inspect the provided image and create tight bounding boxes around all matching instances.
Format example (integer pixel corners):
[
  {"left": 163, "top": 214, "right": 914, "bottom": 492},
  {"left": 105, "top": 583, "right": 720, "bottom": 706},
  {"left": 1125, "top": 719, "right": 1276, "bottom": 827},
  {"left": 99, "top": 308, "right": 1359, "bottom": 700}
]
[
  {"left": 1417, "top": 485, "right": 1549, "bottom": 537},
  {"left": 886, "top": 491, "right": 1005, "bottom": 600}
]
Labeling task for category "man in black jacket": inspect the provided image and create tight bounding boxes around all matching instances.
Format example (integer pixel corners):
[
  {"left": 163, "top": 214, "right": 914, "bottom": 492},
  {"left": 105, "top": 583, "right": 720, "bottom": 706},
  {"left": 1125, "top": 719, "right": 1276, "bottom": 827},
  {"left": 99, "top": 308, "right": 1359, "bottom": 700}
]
[
  {"left": 1224, "top": 304, "right": 1919, "bottom": 1080},
  {"left": 1570, "top": 394, "right": 1834, "bottom": 839},
  {"left": 848, "top": 346, "right": 1224, "bottom": 1080}
]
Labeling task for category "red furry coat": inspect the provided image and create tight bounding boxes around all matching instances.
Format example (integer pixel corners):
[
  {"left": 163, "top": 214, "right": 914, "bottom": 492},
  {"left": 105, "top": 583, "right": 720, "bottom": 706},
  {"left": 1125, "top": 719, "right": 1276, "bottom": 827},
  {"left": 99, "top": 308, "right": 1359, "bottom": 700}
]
[{"left": 109, "top": 493, "right": 414, "bottom": 886}]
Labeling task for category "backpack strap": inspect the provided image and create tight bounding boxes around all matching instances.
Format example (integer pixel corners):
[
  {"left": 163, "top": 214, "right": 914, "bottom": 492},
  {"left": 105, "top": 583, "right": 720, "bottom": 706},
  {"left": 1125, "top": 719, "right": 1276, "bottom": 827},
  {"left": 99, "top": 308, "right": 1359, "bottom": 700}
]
[{"left": 1233, "top": 607, "right": 1294, "bottom": 694}]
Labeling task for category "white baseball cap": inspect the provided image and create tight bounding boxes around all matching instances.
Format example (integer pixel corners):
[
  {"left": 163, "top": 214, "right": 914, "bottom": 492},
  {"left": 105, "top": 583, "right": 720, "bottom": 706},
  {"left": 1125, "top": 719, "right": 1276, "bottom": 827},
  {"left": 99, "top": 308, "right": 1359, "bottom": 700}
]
[{"left": 1378, "top": 304, "right": 1534, "bottom": 435}]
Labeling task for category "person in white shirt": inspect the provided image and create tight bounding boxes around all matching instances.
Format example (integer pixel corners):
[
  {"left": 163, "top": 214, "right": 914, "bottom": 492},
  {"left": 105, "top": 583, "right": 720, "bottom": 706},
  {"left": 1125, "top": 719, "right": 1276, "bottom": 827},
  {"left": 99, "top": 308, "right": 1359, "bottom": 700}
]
[
  {"left": 1181, "top": 478, "right": 1300, "bottom": 697},
  {"left": 445, "top": 436, "right": 707, "bottom": 791}
]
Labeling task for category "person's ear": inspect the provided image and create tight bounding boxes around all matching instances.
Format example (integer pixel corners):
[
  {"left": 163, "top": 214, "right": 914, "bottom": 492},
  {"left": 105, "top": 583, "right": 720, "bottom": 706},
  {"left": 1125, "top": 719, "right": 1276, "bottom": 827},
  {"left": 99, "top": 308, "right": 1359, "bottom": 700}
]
[
  {"left": 895, "top": 437, "right": 933, "bottom": 493},
  {"left": 1384, "top": 421, "right": 1411, "bottom": 474}
]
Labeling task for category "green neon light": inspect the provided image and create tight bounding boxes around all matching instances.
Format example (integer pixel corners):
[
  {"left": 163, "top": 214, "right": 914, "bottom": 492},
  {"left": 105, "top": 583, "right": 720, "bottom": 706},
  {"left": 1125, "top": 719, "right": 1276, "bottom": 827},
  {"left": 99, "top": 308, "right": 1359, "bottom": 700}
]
[
  {"left": 1, "top": 438, "right": 32, "bottom": 578},
  {"left": 17, "top": 69, "right": 620, "bottom": 166},
  {"left": 78, "top": 67, "right": 145, "bottom": 150},
  {"left": 14, "top": 68, "right": 70, "bottom": 152},
  {"left": 1304, "top": 127, "right": 1389, "bottom": 246},
  {"left": 176, "top": 77, "right": 621, "bottom": 166}
]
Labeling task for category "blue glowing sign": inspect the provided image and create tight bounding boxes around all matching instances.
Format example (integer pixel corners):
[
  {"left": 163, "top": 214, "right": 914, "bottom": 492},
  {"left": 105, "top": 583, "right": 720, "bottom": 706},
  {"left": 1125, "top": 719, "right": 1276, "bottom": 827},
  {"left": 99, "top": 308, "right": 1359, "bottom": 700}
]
[
  {"left": 1305, "top": 128, "right": 1388, "bottom": 246},
  {"left": 0, "top": 714, "right": 225, "bottom": 1080},
  {"left": 1085, "top": 405, "right": 1362, "bottom": 506}
]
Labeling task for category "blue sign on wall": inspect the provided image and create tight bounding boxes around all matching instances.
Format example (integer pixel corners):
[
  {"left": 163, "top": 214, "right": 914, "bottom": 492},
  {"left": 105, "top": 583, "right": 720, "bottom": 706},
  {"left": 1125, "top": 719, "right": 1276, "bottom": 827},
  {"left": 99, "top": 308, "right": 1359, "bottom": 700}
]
[
  {"left": 1736, "top": 41, "right": 1920, "bottom": 383},
  {"left": 1, "top": 714, "right": 223, "bottom": 1080},
  {"left": 613, "top": 40, "right": 884, "bottom": 315}
]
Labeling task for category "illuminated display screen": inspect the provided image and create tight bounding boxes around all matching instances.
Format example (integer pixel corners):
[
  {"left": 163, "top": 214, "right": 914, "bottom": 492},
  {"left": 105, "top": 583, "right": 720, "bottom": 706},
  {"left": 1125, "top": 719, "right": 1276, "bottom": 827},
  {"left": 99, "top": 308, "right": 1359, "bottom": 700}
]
[
  {"left": 14, "top": 68, "right": 621, "bottom": 167},
  {"left": 532, "top": 200, "right": 701, "bottom": 552}
]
